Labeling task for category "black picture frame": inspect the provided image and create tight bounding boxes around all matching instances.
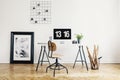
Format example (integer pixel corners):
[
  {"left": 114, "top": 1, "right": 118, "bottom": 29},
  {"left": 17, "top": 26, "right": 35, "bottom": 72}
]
[
  {"left": 53, "top": 28, "right": 71, "bottom": 40},
  {"left": 10, "top": 32, "right": 34, "bottom": 64}
]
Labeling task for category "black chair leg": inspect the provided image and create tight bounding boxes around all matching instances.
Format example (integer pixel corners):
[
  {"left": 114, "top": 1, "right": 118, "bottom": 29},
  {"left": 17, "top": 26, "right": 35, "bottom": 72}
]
[
  {"left": 46, "top": 58, "right": 68, "bottom": 77},
  {"left": 65, "top": 67, "right": 68, "bottom": 74},
  {"left": 46, "top": 63, "right": 55, "bottom": 72},
  {"left": 46, "top": 66, "right": 49, "bottom": 73},
  {"left": 53, "top": 65, "right": 57, "bottom": 77},
  {"left": 59, "top": 63, "right": 68, "bottom": 73}
]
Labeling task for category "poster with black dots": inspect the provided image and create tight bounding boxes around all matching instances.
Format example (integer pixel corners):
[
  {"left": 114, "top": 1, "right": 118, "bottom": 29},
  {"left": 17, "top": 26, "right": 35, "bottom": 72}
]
[{"left": 30, "top": 0, "right": 51, "bottom": 24}]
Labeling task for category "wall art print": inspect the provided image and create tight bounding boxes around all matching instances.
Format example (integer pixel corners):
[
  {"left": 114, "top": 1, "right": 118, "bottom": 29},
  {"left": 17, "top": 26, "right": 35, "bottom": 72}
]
[
  {"left": 30, "top": 0, "right": 51, "bottom": 24},
  {"left": 10, "top": 32, "right": 34, "bottom": 64}
]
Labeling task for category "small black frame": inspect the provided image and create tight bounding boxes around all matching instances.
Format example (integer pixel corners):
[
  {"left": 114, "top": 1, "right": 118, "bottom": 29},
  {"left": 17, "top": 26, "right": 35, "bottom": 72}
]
[{"left": 10, "top": 32, "right": 34, "bottom": 64}]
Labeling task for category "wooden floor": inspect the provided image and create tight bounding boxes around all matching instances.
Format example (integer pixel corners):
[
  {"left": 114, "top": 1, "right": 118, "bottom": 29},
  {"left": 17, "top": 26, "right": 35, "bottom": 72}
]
[{"left": 0, "top": 63, "right": 120, "bottom": 80}]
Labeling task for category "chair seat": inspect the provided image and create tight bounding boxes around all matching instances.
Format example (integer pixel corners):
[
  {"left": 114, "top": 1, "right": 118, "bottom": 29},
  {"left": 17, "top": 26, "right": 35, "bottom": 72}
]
[{"left": 52, "top": 53, "right": 62, "bottom": 58}]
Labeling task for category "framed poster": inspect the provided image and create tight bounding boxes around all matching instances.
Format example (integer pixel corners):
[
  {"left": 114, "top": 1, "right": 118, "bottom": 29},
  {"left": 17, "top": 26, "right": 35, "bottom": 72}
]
[
  {"left": 10, "top": 32, "right": 34, "bottom": 64},
  {"left": 53, "top": 29, "right": 71, "bottom": 40}
]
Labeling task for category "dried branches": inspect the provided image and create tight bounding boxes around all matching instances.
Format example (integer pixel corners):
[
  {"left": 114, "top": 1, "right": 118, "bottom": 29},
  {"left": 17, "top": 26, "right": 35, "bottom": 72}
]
[{"left": 86, "top": 45, "right": 101, "bottom": 70}]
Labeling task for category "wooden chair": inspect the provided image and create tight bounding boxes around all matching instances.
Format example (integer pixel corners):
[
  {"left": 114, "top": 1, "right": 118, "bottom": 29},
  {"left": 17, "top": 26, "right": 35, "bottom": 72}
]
[{"left": 46, "top": 40, "right": 68, "bottom": 77}]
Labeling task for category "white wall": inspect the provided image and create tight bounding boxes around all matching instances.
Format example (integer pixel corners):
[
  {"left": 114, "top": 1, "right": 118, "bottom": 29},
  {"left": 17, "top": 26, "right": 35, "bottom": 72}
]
[{"left": 0, "top": 0, "right": 120, "bottom": 63}]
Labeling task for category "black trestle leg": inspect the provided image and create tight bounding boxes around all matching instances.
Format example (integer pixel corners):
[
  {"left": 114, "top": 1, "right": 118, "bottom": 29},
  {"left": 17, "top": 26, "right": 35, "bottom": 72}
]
[{"left": 73, "top": 45, "right": 88, "bottom": 71}]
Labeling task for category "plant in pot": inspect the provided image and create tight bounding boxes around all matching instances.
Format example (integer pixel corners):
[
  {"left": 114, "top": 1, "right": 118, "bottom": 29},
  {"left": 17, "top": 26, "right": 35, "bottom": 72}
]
[{"left": 76, "top": 33, "right": 83, "bottom": 44}]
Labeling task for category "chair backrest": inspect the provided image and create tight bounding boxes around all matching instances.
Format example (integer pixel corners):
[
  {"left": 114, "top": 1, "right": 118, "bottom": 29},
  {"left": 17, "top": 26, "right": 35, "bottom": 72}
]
[{"left": 48, "top": 40, "right": 57, "bottom": 57}]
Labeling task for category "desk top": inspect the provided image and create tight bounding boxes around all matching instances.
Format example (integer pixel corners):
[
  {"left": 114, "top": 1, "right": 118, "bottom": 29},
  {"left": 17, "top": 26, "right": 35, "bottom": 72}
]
[
  {"left": 37, "top": 43, "right": 47, "bottom": 46},
  {"left": 37, "top": 42, "right": 47, "bottom": 44}
]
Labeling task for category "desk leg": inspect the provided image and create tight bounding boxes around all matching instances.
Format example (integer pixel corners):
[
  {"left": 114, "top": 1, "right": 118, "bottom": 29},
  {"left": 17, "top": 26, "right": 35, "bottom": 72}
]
[
  {"left": 41, "top": 46, "right": 45, "bottom": 66},
  {"left": 79, "top": 46, "right": 84, "bottom": 66},
  {"left": 82, "top": 46, "right": 88, "bottom": 71},
  {"left": 73, "top": 46, "right": 88, "bottom": 70},
  {"left": 73, "top": 49, "right": 79, "bottom": 68},
  {"left": 44, "top": 46, "right": 50, "bottom": 65},
  {"left": 36, "top": 46, "right": 43, "bottom": 71}
]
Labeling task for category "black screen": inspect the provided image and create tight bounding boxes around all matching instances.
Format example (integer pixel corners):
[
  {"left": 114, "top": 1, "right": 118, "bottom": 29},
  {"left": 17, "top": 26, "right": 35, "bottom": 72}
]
[{"left": 53, "top": 29, "right": 71, "bottom": 40}]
